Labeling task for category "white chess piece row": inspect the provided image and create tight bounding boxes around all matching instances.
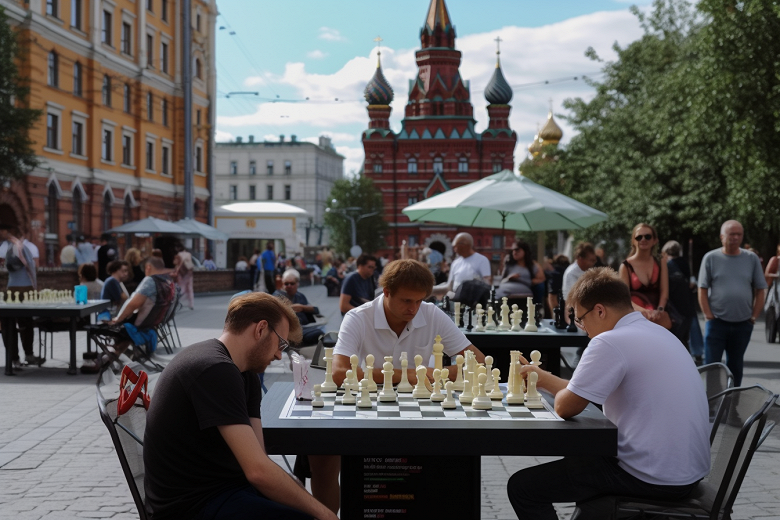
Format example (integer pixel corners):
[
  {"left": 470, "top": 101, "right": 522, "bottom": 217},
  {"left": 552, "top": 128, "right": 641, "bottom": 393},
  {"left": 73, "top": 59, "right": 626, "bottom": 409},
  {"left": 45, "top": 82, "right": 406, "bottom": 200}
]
[{"left": 1, "top": 289, "right": 75, "bottom": 305}]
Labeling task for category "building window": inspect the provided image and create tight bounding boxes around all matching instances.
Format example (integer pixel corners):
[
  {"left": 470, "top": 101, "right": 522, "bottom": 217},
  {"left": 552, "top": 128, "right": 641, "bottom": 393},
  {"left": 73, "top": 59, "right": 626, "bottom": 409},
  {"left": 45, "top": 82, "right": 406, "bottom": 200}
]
[
  {"left": 160, "top": 42, "right": 169, "bottom": 73},
  {"left": 70, "top": 0, "right": 81, "bottom": 29},
  {"left": 284, "top": 185, "right": 291, "bottom": 200},
  {"left": 122, "top": 134, "right": 131, "bottom": 165},
  {"left": 72, "top": 62, "right": 82, "bottom": 96},
  {"left": 46, "top": 0, "right": 58, "bottom": 17},
  {"left": 266, "top": 160, "right": 273, "bottom": 175},
  {"left": 433, "top": 157, "right": 443, "bottom": 174},
  {"left": 123, "top": 84, "right": 131, "bottom": 113},
  {"left": 47, "top": 51, "right": 58, "bottom": 87},
  {"left": 102, "top": 192, "right": 112, "bottom": 232},
  {"left": 121, "top": 22, "right": 132, "bottom": 54},
  {"left": 195, "top": 145, "right": 203, "bottom": 172},
  {"left": 147, "top": 0, "right": 153, "bottom": 12},
  {"left": 229, "top": 185, "right": 237, "bottom": 200},
  {"left": 284, "top": 160, "right": 292, "bottom": 175},
  {"left": 47, "top": 183, "right": 59, "bottom": 234},
  {"left": 407, "top": 158, "right": 417, "bottom": 174},
  {"left": 408, "top": 235, "right": 419, "bottom": 247},
  {"left": 196, "top": 13, "right": 201, "bottom": 32},
  {"left": 46, "top": 113, "right": 59, "bottom": 149},
  {"left": 249, "top": 161, "right": 256, "bottom": 175},
  {"left": 146, "top": 34, "right": 154, "bottom": 67},
  {"left": 72, "top": 121, "right": 84, "bottom": 155},
  {"left": 123, "top": 194, "right": 132, "bottom": 223},
  {"left": 161, "top": 98, "right": 168, "bottom": 126},
  {"left": 196, "top": 109, "right": 201, "bottom": 126},
  {"left": 230, "top": 161, "right": 237, "bottom": 175},
  {"left": 103, "top": 129, "right": 113, "bottom": 161},
  {"left": 249, "top": 185, "right": 256, "bottom": 200},
  {"left": 373, "top": 163, "right": 383, "bottom": 174},
  {"left": 146, "top": 141, "right": 154, "bottom": 171},
  {"left": 458, "top": 157, "right": 468, "bottom": 173},
  {"left": 162, "top": 145, "right": 170, "bottom": 174},
  {"left": 102, "top": 75, "right": 111, "bottom": 106},
  {"left": 102, "top": 10, "right": 112, "bottom": 45},
  {"left": 492, "top": 235, "right": 503, "bottom": 250},
  {"left": 266, "top": 185, "right": 274, "bottom": 200},
  {"left": 195, "top": 58, "right": 202, "bottom": 79},
  {"left": 161, "top": 0, "right": 168, "bottom": 22},
  {"left": 408, "top": 196, "right": 418, "bottom": 205},
  {"left": 493, "top": 161, "right": 502, "bottom": 173},
  {"left": 147, "top": 92, "right": 153, "bottom": 120},
  {"left": 72, "top": 188, "right": 83, "bottom": 232}
]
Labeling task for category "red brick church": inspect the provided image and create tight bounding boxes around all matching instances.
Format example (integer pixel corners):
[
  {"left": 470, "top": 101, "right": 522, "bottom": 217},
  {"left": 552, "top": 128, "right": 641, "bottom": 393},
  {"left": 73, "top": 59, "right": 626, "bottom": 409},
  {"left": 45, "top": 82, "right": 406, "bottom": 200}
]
[{"left": 362, "top": 0, "right": 517, "bottom": 267}]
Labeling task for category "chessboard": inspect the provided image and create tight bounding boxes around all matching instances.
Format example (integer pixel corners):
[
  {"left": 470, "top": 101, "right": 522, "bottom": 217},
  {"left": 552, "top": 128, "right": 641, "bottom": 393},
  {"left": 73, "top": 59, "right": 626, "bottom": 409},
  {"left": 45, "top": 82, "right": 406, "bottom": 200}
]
[{"left": 280, "top": 387, "right": 562, "bottom": 422}]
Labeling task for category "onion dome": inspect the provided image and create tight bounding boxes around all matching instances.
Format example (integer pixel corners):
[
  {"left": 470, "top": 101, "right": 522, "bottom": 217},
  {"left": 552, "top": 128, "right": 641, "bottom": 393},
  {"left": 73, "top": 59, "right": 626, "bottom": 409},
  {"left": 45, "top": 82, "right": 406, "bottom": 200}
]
[
  {"left": 539, "top": 109, "right": 563, "bottom": 143},
  {"left": 485, "top": 58, "right": 513, "bottom": 105},
  {"left": 364, "top": 54, "right": 394, "bottom": 106},
  {"left": 528, "top": 132, "right": 542, "bottom": 157}
]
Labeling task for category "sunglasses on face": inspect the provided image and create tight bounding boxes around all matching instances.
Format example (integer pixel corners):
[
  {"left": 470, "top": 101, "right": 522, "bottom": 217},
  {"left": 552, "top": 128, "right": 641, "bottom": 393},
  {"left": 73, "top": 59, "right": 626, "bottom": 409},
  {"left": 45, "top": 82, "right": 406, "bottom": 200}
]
[
  {"left": 635, "top": 234, "right": 653, "bottom": 242},
  {"left": 283, "top": 281, "right": 297, "bottom": 286}
]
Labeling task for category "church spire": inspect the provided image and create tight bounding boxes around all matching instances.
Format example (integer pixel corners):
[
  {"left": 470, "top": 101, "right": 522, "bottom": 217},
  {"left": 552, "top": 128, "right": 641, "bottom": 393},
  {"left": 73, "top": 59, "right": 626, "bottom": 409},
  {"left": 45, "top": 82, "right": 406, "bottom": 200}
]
[
  {"left": 364, "top": 37, "right": 394, "bottom": 106},
  {"left": 484, "top": 36, "right": 512, "bottom": 105},
  {"left": 420, "top": 0, "right": 456, "bottom": 49}
]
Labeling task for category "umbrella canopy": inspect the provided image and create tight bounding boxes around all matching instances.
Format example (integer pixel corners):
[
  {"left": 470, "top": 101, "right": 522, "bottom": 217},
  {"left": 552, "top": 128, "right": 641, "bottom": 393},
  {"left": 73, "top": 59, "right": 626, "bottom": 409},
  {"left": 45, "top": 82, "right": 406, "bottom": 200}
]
[
  {"left": 402, "top": 170, "right": 607, "bottom": 231},
  {"left": 173, "top": 218, "right": 229, "bottom": 241},
  {"left": 107, "top": 216, "right": 189, "bottom": 234}
]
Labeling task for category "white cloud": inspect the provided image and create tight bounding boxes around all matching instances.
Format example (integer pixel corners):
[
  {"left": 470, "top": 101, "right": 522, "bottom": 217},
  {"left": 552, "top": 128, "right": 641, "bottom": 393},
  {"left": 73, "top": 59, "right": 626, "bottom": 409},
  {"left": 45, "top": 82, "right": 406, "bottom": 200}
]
[
  {"left": 318, "top": 27, "right": 344, "bottom": 41},
  {"left": 215, "top": 129, "right": 235, "bottom": 142},
  {"left": 307, "top": 50, "right": 328, "bottom": 59}
]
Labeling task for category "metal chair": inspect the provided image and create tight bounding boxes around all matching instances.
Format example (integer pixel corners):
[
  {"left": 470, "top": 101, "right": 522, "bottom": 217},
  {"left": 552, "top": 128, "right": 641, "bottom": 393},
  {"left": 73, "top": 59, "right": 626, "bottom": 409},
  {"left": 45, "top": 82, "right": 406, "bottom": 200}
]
[
  {"left": 698, "top": 362, "right": 734, "bottom": 425},
  {"left": 615, "top": 385, "right": 778, "bottom": 519}
]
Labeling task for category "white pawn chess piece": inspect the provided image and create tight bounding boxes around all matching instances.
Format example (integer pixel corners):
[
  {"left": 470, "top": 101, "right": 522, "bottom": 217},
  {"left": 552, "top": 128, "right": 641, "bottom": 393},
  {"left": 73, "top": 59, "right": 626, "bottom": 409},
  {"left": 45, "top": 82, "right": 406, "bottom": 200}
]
[
  {"left": 489, "top": 369, "right": 504, "bottom": 400},
  {"left": 0, "top": 291, "right": 4, "bottom": 304},
  {"left": 365, "top": 354, "right": 377, "bottom": 391},
  {"left": 379, "top": 360, "right": 397, "bottom": 402},
  {"left": 320, "top": 347, "right": 338, "bottom": 392},
  {"left": 472, "top": 373, "right": 493, "bottom": 410},
  {"left": 454, "top": 301, "right": 462, "bottom": 328},
  {"left": 486, "top": 305, "right": 496, "bottom": 330},
  {"left": 442, "top": 381, "right": 457, "bottom": 409},
  {"left": 460, "top": 373, "right": 475, "bottom": 404},
  {"left": 312, "top": 384, "right": 324, "bottom": 407},
  {"left": 474, "top": 304, "right": 485, "bottom": 332},
  {"left": 506, "top": 356, "right": 524, "bottom": 404},
  {"left": 525, "top": 296, "right": 538, "bottom": 331},
  {"left": 433, "top": 335, "right": 444, "bottom": 372},
  {"left": 412, "top": 365, "right": 431, "bottom": 399},
  {"left": 14, "top": 291, "right": 20, "bottom": 304},
  {"left": 452, "top": 354, "right": 465, "bottom": 391},
  {"left": 529, "top": 350, "right": 542, "bottom": 368},
  {"left": 525, "top": 371, "right": 544, "bottom": 408},
  {"left": 498, "top": 297, "right": 510, "bottom": 331},
  {"left": 484, "top": 355, "right": 495, "bottom": 391},
  {"left": 397, "top": 354, "right": 414, "bottom": 393},
  {"left": 430, "top": 369, "right": 444, "bottom": 402},
  {"left": 511, "top": 305, "right": 524, "bottom": 332},
  {"left": 342, "top": 371, "right": 357, "bottom": 404},
  {"left": 349, "top": 354, "right": 360, "bottom": 389},
  {"left": 357, "top": 380, "right": 372, "bottom": 408},
  {"left": 414, "top": 354, "right": 423, "bottom": 369}
]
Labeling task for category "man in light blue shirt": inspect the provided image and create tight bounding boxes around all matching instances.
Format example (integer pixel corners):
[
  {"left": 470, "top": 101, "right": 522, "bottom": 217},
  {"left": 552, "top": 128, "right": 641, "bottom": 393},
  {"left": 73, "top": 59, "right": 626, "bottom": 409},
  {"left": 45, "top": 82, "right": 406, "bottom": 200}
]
[{"left": 259, "top": 242, "right": 277, "bottom": 294}]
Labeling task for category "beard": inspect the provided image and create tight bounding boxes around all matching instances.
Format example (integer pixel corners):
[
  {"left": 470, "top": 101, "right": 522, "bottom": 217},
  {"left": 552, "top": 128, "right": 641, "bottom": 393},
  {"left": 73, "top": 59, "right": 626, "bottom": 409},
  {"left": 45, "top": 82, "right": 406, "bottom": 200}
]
[{"left": 246, "top": 334, "right": 275, "bottom": 373}]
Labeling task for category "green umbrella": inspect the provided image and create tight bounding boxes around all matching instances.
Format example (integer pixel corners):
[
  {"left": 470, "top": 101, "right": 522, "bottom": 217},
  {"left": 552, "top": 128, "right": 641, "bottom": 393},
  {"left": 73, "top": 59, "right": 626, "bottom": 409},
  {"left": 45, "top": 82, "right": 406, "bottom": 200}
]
[{"left": 402, "top": 170, "right": 607, "bottom": 231}]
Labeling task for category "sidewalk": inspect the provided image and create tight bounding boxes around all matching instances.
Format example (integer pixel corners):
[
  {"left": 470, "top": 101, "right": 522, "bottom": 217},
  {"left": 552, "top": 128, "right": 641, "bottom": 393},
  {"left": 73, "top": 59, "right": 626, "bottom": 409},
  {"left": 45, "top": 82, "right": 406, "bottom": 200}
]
[{"left": 0, "top": 286, "right": 778, "bottom": 519}]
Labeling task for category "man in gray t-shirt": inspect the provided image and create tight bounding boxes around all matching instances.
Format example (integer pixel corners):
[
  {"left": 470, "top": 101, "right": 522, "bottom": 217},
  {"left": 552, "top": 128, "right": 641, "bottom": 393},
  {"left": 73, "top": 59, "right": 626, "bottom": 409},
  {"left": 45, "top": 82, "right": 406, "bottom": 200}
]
[{"left": 699, "top": 220, "right": 766, "bottom": 385}]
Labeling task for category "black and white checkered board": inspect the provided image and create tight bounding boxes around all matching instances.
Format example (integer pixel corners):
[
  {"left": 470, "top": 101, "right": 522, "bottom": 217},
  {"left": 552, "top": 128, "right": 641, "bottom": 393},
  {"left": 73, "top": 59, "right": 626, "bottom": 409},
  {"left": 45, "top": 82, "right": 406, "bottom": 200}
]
[{"left": 280, "top": 388, "right": 562, "bottom": 421}]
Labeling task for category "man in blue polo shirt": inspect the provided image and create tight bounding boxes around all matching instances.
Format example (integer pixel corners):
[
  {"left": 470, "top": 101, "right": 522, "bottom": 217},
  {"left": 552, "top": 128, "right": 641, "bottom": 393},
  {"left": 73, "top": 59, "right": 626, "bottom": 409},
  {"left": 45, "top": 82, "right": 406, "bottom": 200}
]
[
  {"left": 339, "top": 254, "right": 377, "bottom": 315},
  {"left": 258, "top": 242, "right": 276, "bottom": 294}
]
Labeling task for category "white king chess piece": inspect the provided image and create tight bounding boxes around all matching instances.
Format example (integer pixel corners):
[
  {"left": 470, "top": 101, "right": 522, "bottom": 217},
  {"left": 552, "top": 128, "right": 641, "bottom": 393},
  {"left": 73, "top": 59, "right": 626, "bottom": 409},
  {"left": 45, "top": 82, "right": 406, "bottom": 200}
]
[
  {"left": 474, "top": 304, "right": 485, "bottom": 332},
  {"left": 498, "top": 297, "right": 510, "bottom": 331},
  {"left": 486, "top": 305, "right": 496, "bottom": 330},
  {"left": 524, "top": 296, "right": 538, "bottom": 331}
]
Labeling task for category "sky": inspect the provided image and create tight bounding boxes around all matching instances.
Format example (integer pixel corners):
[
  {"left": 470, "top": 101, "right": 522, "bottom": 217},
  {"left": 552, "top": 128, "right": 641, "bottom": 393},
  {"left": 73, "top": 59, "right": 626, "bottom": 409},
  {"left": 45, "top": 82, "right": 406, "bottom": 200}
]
[{"left": 215, "top": 0, "right": 653, "bottom": 176}]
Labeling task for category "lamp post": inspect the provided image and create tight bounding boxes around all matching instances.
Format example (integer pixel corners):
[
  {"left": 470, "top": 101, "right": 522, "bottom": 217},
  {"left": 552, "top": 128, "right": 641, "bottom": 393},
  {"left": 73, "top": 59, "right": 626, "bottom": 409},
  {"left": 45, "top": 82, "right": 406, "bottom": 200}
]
[{"left": 326, "top": 199, "right": 379, "bottom": 257}]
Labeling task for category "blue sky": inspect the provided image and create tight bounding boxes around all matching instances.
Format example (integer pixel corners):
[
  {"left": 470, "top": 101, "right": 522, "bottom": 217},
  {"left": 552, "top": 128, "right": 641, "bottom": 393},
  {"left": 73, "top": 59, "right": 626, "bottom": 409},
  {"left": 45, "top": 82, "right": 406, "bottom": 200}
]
[{"left": 215, "top": 0, "right": 652, "bottom": 175}]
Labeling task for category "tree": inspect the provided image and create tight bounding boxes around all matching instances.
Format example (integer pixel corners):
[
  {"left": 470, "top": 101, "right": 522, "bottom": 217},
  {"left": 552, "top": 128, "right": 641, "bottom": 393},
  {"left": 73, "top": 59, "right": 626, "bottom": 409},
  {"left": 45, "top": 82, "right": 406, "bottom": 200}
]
[
  {"left": 324, "top": 176, "right": 388, "bottom": 256},
  {"left": 0, "top": 6, "right": 41, "bottom": 185}
]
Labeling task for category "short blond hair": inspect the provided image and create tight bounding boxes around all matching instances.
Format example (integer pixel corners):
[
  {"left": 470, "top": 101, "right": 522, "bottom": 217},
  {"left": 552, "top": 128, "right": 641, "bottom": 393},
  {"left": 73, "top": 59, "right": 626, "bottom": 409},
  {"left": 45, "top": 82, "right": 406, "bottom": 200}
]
[
  {"left": 379, "top": 259, "right": 434, "bottom": 296},
  {"left": 224, "top": 292, "right": 302, "bottom": 344}
]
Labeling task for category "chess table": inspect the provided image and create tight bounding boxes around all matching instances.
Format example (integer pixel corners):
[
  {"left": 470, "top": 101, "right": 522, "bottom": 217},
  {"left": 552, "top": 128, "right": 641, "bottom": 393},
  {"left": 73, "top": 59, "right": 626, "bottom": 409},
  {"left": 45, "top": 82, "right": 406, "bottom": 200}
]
[
  {"left": 1, "top": 299, "right": 111, "bottom": 375},
  {"left": 262, "top": 382, "right": 617, "bottom": 519}
]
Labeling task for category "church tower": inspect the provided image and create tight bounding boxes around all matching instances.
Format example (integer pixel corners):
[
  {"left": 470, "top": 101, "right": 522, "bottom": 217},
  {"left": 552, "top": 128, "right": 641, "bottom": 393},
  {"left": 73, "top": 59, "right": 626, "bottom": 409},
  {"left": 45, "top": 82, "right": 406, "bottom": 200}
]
[{"left": 363, "top": 0, "right": 517, "bottom": 264}]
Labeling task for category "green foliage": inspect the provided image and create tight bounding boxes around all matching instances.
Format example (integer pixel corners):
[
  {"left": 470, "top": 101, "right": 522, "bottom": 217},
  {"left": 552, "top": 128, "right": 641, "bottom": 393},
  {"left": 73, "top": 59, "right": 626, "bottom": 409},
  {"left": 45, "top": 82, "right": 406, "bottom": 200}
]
[
  {"left": 324, "top": 175, "right": 388, "bottom": 256},
  {"left": 0, "top": 6, "right": 41, "bottom": 184},
  {"left": 521, "top": 0, "right": 780, "bottom": 260}
]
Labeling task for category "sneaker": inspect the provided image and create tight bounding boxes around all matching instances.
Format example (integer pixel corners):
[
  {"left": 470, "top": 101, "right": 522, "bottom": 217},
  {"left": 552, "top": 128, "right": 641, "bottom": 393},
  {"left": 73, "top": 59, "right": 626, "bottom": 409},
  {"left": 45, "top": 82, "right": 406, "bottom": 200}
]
[
  {"left": 25, "top": 354, "right": 46, "bottom": 366},
  {"left": 12, "top": 359, "right": 27, "bottom": 369}
]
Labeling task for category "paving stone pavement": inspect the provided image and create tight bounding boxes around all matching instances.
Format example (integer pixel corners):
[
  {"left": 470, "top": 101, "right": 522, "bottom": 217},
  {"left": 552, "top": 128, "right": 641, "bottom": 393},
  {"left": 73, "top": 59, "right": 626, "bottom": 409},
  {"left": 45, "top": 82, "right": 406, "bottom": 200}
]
[{"left": 1, "top": 285, "right": 778, "bottom": 519}]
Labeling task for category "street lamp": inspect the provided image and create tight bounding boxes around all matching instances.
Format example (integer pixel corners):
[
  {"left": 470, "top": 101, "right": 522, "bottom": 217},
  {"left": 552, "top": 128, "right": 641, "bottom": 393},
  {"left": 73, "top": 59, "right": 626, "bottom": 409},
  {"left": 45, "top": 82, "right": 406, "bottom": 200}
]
[{"left": 326, "top": 199, "right": 379, "bottom": 257}]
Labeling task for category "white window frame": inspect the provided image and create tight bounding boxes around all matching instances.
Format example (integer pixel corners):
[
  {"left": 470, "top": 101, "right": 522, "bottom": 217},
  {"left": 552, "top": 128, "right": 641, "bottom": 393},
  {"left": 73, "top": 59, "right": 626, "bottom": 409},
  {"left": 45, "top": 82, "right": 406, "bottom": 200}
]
[
  {"left": 101, "top": 119, "right": 118, "bottom": 165},
  {"left": 230, "top": 161, "right": 237, "bottom": 175},
  {"left": 102, "top": 3, "right": 115, "bottom": 47},
  {"left": 229, "top": 185, "right": 237, "bottom": 201},
  {"left": 145, "top": 133, "right": 158, "bottom": 173},
  {"left": 120, "top": 125, "right": 136, "bottom": 168},
  {"left": 161, "top": 138, "right": 173, "bottom": 176},
  {"left": 120, "top": 18, "right": 133, "bottom": 56},
  {"left": 195, "top": 139, "right": 204, "bottom": 175},
  {"left": 70, "top": 109, "right": 89, "bottom": 160},
  {"left": 160, "top": 35, "right": 171, "bottom": 74},
  {"left": 44, "top": 101, "right": 64, "bottom": 154}
]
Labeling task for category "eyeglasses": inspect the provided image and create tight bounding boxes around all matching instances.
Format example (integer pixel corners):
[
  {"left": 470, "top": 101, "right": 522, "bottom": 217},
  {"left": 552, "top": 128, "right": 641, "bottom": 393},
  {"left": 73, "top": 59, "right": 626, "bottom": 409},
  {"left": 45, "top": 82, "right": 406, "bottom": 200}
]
[
  {"left": 635, "top": 234, "right": 653, "bottom": 242},
  {"left": 573, "top": 306, "right": 596, "bottom": 328},
  {"left": 268, "top": 326, "right": 290, "bottom": 352},
  {"left": 283, "top": 281, "right": 297, "bottom": 286}
]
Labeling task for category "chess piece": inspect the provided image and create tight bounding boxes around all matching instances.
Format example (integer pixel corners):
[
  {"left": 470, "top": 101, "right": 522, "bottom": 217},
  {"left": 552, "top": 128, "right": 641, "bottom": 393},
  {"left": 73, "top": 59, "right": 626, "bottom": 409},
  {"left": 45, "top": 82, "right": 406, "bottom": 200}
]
[
  {"left": 442, "top": 295, "right": 450, "bottom": 316},
  {"left": 430, "top": 369, "right": 444, "bottom": 402},
  {"left": 525, "top": 371, "right": 544, "bottom": 408},
  {"left": 524, "top": 297, "right": 537, "bottom": 331},
  {"left": 433, "top": 335, "right": 444, "bottom": 371},
  {"left": 442, "top": 381, "right": 457, "bottom": 409},
  {"left": 412, "top": 365, "right": 431, "bottom": 399},
  {"left": 312, "top": 384, "right": 324, "bottom": 407},
  {"left": 567, "top": 307, "right": 578, "bottom": 332},
  {"left": 506, "top": 351, "right": 524, "bottom": 404},
  {"left": 452, "top": 354, "right": 465, "bottom": 391},
  {"left": 365, "top": 354, "right": 377, "bottom": 391},
  {"left": 342, "top": 371, "right": 357, "bottom": 404},
  {"left": 556, "top": 292, "right": 567, "bottom": 329},
  {"left": 498, "top": 297, "right": 510, "bottom": 331},
  {"left": 454, "top": 302, "right": 461, "bottom": 329},
  {"left": 489, "top": 369, "right": 504, "bottom": 400},
  {"left": 472, "top": 373, "right": 492, "bottom": 410},
  {"left": 466, "top": 305, "right": 473, "bottom": 331},
  {"left": 529, "top": 350, "right": 542, "bottom": 368},
  {"left": 511, "top": 305, "right": 524, "bottom": 332},
  {"left": 486, "top": 305, "right": 496, "bottom": 330},
  {"left": 357, "top": 380, "right": 372, "bottom": 408},
  {"left": 414, "top": 354, "right": 423, "bottom": 369},
  {"left": 0, "top": 291, "right": 4, "bottom": 304},
  {"left": 474, "top": 304, "right": 485, "bottom": 332},
  {"left": 397, "top": 354, "right": 413, "bottom": 393},
  {"left": 349, "top": 355, "right": 360, "bottom": 389},
  {"left": 7, "top": 290, "right": 12, "bottom": 303},
  {"left": 379, "top": 360, "right": 397, "bottom": 402},
  {"left": 460, "top": 369, "right": 475, "bottom": 404},
  {"left": 484, "top": 355, "right": 495, "bottom": 391},
  {"left": 321, "top": 347, "right": 338, "bottom": 392},
  {"left": 14, "top": 291, "right": 20, "bottom": 304}
]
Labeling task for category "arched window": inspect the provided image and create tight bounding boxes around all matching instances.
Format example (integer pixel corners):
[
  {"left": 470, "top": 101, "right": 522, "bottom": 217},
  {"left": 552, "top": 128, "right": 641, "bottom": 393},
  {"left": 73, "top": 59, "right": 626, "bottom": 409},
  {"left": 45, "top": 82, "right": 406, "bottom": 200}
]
[
  {"left": 46, "top": 183, "right": 59, "bottom": 235},
  {"left": 407, "top": 158, "right": 418, "bottom": 174},
  {"left": 48, "top": 51, "right": 58, "bottom": 87},
  {"left": 195, "top": 58, "right": 202, "bottom": 79},
  {"left": 433, "top": 157, "right": 443, "bottom": 174},
  {"left": 102, "top": 192, "right": 112, "bottom": 232},
  {"left": 72, "top": 187, "right": 83, "bottom": 232},
  {"left": 492, "top": 160, "right": 502, "bottom": 173},
  {"left": 123, "top": 194, "right": 133, "bottom": 223}
]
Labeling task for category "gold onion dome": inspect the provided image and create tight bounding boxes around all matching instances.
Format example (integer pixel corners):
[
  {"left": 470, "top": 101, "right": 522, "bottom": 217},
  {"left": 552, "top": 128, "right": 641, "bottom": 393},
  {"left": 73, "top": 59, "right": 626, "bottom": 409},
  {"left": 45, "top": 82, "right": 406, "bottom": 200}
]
[
  {"left": 364, "top": 54, "right": 394, "bottom": 106},
  {"left": 539, "top": 110, "right": 563, "bottom": 143},
  {"left": 484, "top": 57, "right": 513, "bottom": 105},
  {"left": 528, "top": 131, "right": 542, "bottom": 156}
]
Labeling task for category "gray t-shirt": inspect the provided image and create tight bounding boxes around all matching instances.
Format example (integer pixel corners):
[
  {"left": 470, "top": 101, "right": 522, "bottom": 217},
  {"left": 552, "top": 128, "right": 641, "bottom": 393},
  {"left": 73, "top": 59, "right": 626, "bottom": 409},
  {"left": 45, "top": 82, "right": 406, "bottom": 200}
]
[{"left": 698, "top": 248, "right": 767, "bottom": 322}]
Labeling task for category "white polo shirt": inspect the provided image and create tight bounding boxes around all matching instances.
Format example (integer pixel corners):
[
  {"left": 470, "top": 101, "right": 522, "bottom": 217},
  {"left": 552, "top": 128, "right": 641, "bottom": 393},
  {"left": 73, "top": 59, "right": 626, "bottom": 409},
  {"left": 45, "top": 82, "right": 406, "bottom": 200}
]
[
  {"left": 334, "top": 294, "right": 471, "bottom": 368},
  {"left": 449, "top": 252, "right": 491, "bottom": 291}
]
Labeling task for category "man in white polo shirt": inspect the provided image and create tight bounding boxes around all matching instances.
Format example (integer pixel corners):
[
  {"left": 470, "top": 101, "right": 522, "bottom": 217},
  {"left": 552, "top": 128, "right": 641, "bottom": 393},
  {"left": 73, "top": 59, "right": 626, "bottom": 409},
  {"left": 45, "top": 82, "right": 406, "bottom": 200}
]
[
  {"left": 507, "top": 267, "right": 710, "bottom": 519},
  {"left": 333, "top": 259, "right": 485, "bottom": 387}
]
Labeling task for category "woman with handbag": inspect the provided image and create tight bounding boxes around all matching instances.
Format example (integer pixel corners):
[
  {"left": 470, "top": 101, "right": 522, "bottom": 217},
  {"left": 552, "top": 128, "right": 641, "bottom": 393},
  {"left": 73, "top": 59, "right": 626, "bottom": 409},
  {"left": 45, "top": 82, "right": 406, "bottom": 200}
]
[{"left": 618, "top": 223, "right": 674, "bottom": 330}]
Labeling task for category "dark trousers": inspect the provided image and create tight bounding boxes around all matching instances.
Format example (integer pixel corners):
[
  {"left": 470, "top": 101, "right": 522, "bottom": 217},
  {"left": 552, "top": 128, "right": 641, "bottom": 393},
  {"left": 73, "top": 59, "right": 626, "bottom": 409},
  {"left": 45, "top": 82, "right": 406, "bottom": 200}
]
[
  {"left": 507, "top": 456, "right": 696, "bottom": 520},
  {"left": 3, "top": 285, "right": 35, "bottom": 359},
  {"left": 264, "top": 272, "right": 275, "bottom": 294},
  {"left": 704, "top": 317, "right": 753, "bottom": 386},
  {"left": 195, "top": 485, "right": 313, "bottom": 520}
]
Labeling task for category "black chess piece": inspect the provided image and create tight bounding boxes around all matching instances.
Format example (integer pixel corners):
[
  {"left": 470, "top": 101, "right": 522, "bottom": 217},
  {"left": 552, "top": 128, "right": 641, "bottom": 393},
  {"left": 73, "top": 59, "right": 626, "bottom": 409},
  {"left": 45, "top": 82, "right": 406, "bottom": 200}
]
[
  {"left": 489, "top": 286, "right": 496, "bottom": 306},
  {"left": 442, "top": 295, "right": 450, "bottom": 316},
  {"left": 553, "top": 306, "right": 561, "bottom": 328},
  {"left": 567, "top": 307, "right": 578, "bottom": 333},
  {"left": 535, "top": 305, "right": 543, "bottom": 328},
  {"left": 459, "top": 305, "right": 466, "bottom": 328},
  {"left": 466, "top": 306, "right": 474, "bottom": 332},
  {"left": 556, "top": 292, "right": 567, "bottom": 329}
]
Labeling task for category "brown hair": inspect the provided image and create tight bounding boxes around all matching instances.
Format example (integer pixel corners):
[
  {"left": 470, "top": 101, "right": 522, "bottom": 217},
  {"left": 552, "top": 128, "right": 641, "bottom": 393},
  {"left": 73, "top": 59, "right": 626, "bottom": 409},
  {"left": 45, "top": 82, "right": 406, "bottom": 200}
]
[
  {"left": 107, "top": 260, "right": 130, "bottom": 274},
  {"left": 224, "top": 292, "right": 302, "bottom": 343},
  {"left": 125, "top": 248, "right": 142, "bottom": 266},
  {"left": 146, "top": 256, "right": 166, "bottom": 270},
  {"left": 78, "top": 263, "right": 98, "bottom": 282},
  {"left": 567, "top": 267, "right": 633, "bottom": 312},
  {"left": 574, "top": 242, "right": 596, "bottom": 259},
  {"left": 628, "top": 223, "right": 659, "bottom": 257},
  {"left": 379, "top": 259, "right": 435, "bottom": 296}
]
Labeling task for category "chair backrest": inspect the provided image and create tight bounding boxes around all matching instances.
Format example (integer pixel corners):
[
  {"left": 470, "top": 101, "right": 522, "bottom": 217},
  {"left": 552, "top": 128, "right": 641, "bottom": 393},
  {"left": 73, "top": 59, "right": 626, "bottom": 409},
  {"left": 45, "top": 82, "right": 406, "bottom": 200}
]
[
  {"left": 311, "top": 331, "right": 338, "bottom": 369},
  {"left": 698, "top": 363, "right": 734, "bottom": 424},
  {"left": 701, "top": 385, "right": 777, "bottom": 516},
  {"left": 96, "top": 386, "right": 150, "bottom": 520},
  {"left": 136, "top": 275, "right": 176, "bottom": 330}
]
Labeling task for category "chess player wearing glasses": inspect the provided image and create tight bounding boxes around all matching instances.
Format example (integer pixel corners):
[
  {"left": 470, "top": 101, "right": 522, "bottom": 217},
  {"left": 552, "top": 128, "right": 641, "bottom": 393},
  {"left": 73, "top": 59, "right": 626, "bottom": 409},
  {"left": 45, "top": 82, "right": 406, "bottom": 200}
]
[
  {"left": 143, "top": 292, "right": 339, "bottom": 520},
  {"left": 508, "top": 268, "right": 710, "bottom": 519},
  {"left": 273, "top": 268, "right": 325, "bottom": 345}
]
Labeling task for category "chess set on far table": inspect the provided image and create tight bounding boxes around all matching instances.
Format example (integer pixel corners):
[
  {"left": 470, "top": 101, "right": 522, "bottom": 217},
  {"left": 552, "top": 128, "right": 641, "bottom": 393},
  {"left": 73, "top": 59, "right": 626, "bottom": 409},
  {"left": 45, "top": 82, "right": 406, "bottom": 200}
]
[
  {"left": 446, "top": 293, "right": 580, "bottom": 334},
  {"left": 0, "top": 289, "right": 76, "bottom": 305}
]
